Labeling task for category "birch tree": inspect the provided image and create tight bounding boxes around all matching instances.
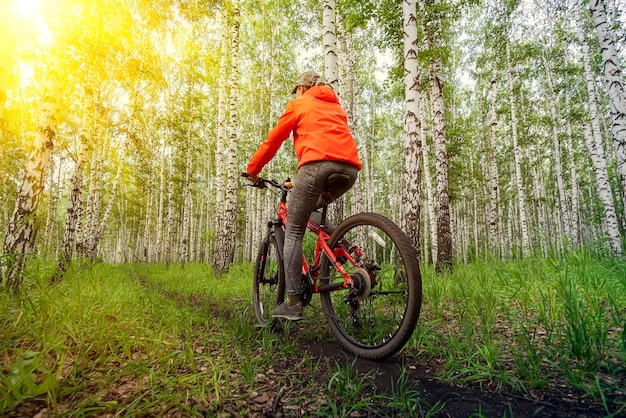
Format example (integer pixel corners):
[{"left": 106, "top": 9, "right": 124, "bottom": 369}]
[
  {"left": 181, "top": 92, "right": 195, "bottom": 268},
  {"left": 83, "top": 83, "right": 137, "bottom": 261},
  {"left": 542, "top": 47, "right": 569, "bottom": 250},
  {"left": 422, "top": 108, "right": 438, "bottom": 264},
  {"left": 588, "top": 0, "right": 626, "bottom": 209},
  {"left": 213, "top": 0, "right": 241, "bottom": 273},
  {"left": 213, "top": 18, "right": 230, "bottom": 265},
  {"left": 57, "top": 84, "right": 94, "bottom": 275},
  {"left": 506, "top": 43, "right": 530, "bottom": 257},
  {"left": 323, "top": 0, "right": 340, "bottom": 91},
  {"left": 424, "top": 0, "right": 453, "bottom": 272},
  {"left": 487, "top": 67, "right": 501, "bottom": 255},
  {"left": 401, "top": 0, "right": 423, "bottom": 253},
  {"left": 1, "top": 61, "right": 62, "bottom": 291},
  {"left": 577, "top": 16, "right": 624, "bottom": 256}
]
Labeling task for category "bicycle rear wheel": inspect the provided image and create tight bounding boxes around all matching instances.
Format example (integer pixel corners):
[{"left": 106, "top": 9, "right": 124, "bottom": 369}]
[
  {"left": 253, "top": 234, "right": 285, "bottom": 325},
  {"left": 320, "top": 212, "right": 422, "bottom": 359}
]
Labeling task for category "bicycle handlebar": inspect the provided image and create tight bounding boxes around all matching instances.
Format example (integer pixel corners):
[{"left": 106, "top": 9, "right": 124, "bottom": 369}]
[{"left": 241, "top": 172, "right": 290, "bottom": 190}]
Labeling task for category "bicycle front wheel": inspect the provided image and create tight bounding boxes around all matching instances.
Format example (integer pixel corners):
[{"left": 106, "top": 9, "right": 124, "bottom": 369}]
[
  {"left": 253, "top": 234, "right": 285, "bottom": 325},
  {"left": 320, "top": 212, "right": 422, "bottom": 359}
]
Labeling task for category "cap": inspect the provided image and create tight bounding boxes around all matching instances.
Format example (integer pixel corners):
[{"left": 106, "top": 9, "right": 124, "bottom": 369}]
[{"left": 292, "top": 70, "right": 323, "bottom": 94}]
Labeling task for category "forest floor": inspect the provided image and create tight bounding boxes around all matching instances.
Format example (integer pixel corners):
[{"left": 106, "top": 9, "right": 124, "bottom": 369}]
[
  {"left": 9, "top": 324, "right": 610, "bottom": 418},
  {"left": 3, "top": 262, "right": 622, "bottom": 417},
  {"left": 227, "top": 324, "right": 611, "bottom": 417}
]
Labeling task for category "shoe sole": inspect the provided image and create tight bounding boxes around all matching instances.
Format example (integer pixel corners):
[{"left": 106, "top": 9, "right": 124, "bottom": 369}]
[{"left": 272, "top": 313, "right": 304, "bottom": 321}]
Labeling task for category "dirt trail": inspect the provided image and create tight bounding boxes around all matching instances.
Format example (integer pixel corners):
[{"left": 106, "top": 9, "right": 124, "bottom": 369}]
[{"left": 270, "top": 333, "right": 609, "bottom": 417}]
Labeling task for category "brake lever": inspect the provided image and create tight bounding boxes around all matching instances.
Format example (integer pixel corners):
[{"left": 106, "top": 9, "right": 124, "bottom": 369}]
[{"left": 241, "top": 172, "right": 267, "bottom": 189}]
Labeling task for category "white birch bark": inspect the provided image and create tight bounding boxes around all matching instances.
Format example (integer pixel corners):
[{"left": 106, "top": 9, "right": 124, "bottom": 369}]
[
  {"left": 213, "top": 19, "right": 229, "bottom": 255},
  {"left": 144, "top": 184, "right": 153, "bottom": 262},
  {"left": 419, "top": 0, "right": 451, "bottom": 269},
  {"left": 87, "top": 139, "right": 128, "bottom": 260},
  {"left": 165, "top": 156, "right": 174, "bottom": 266},
  {"left": 588, "top": 0, "right": 626, "bottom": 207},
  {"left": 323, "top": 0, "right": 339, "bottom": 91},
  {"left": 487, "top": 68, "right": 500, "bottom": 255},
  {"left": 44, "top": 155, "right": 59, "bottom": 256},
  {"left": 59, "top": 84, "right": 94, "bottom": 272},
  {"left": 565, "top": 86, "right": 581, "bottom": 246},
  {"left": 213, "top": 1, "right": 241, "bottom": 272},
  {"left": 181, "top": 104, "right": 194, "bottom": 268},
  {"left": 1, "top": 63, "right": 61, "bottom": 290},
  {"left": 332, "top": 13, "right": 349, "bottom": 224},
  {"left": 422, "top": 113, "right": 438, "bottom": 264},
  {"left": 157, "top": 140, "right": 167, "bottom": 261},
  {"left": 430, "top": 45, "right": 452, "bottom": 269},
  {"left": 85, "top": 81, "right": 138, "bottom": 261},
  {"left": 583, "top": 124, "right": 623, "bottom": 256},
  {"left": 578, "top": 17, "right": 623, "bottom": 256},
  {"left": 542, "top": 49, "right": 569, "bottom": 251},
  {"left": 401, "top": 0, "right": 423, "bottom": 251},
  {"left": 506, "top": 44, "right": 530, "bottom": 257}
]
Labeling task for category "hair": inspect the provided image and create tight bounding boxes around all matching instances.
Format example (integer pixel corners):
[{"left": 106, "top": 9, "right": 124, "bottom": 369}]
[{"left": 311, "top": 77, "right": 327, "bottom": 87}]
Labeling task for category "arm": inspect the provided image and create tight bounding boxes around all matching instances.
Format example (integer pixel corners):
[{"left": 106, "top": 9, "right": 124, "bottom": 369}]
[{"left": 246, "top": 102, "right": 298, "bottom": 176}]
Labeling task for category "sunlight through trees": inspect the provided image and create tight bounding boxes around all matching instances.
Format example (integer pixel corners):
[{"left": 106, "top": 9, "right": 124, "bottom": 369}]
[{"left": 1, "top": 0, "right": 625, "bottom": 289}]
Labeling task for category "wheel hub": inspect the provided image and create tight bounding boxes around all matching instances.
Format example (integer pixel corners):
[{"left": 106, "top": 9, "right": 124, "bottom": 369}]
[{"left": 350, "top": 267, "right": 372, "bottom": 300}]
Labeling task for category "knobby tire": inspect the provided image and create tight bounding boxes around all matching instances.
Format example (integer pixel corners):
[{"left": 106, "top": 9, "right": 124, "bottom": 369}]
[
  {"left": 253, "top": 233, "right": 285, "bottom": 326},
  {"left": 319, "top": 212, "right": 422, "bottom": 360}
]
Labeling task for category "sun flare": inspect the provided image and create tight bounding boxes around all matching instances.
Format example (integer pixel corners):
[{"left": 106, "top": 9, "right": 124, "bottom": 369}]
[{"left": 14, "top": 0, "right": 41, "bottom": 18}]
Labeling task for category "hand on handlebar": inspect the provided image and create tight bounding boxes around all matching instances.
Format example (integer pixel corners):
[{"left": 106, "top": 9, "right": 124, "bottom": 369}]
[
  {"left": 242, "top": 172, "right": 259, "bottom": 183},
  {"left": 241, "top": 172, "right": 265, "bottom": 188}
]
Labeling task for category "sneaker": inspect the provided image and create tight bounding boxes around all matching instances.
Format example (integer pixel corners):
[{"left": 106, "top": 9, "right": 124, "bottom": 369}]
[{"left": 272, "top": 301, "right": 304, "bottom": 321}]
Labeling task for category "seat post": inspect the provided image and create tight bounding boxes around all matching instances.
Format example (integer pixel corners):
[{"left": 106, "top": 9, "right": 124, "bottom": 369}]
[{"left": 319, "top": 194, "right": 332, "bottom": 230}]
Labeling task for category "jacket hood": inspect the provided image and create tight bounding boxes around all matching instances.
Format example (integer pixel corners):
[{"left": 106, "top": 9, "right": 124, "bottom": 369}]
[{"left": 303, "top": 85, "right": 339, "bottom": 104}]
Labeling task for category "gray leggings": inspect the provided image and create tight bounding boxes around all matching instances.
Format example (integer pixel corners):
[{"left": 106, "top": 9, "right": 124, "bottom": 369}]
[{"left": 284, "top": 161, "right": 359, "bottom": 295}]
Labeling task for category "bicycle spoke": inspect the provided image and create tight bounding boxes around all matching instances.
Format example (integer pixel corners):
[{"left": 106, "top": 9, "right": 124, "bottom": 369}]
[
  {"left": 253, "top": 235, "right": 285, "bottom": 326},
  {"left": 320, "top": 213, "right": 421, "bottom": 359}
]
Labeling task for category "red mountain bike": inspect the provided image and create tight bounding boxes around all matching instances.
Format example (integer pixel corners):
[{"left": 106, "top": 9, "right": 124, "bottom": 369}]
[{"left": 243, "top": 173, "right": 422, "bottom": 360}]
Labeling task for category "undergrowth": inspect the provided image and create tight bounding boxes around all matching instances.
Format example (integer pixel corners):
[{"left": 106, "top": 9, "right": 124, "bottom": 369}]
[
  {"left": 412, "top": 249, "right": 626, "bottom": 415},
  {"left": 1, "top": 249, "right": 625, "bottom": 416}
]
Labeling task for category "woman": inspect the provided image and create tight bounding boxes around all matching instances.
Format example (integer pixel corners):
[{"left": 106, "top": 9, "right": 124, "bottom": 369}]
[{"left": 246, "top": 70, "right": 362, "bottom": 320}]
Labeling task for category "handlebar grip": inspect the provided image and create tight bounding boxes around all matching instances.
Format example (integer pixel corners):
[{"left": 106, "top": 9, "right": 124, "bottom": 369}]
[{"left": 242, "top": 172, "right": 266, "bottom": 189}]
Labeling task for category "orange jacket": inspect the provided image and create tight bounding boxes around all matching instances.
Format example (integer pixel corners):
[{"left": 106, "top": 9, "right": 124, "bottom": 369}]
[{"left": 246, "top": 86, "right": 362, "bottom": 176}]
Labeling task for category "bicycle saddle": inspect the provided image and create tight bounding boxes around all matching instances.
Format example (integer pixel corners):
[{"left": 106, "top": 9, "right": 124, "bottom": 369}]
[{"left": 324, "top": 173, "right": 351, "bottom": 193}]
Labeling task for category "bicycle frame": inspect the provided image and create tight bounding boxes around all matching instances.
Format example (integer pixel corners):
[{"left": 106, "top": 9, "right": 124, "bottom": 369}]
[
  {"left": 247, "top": 172, "right": 422, "bottom": 359},
  {"left": 250, "top": 175, "right": 358, "bottom": 294}
]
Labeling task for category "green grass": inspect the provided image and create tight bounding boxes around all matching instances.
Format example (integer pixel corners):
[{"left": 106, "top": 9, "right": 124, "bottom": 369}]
[
  {"left": 411, "top": 249, "right": 626, "bottom": 413},
  {"left": 1, "top": 249, "right": 625, "bottom": 416}
]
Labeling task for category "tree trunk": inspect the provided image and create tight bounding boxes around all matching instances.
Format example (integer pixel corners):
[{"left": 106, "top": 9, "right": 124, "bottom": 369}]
[
  {"left": 1, "top": 64, "right": 61, "bottom": 291},
  {"left": 422, "top": 106, "right": 438, "bottom": 264},
  {"left": 506, "top": 44, "right": 530, "bottom": 257},
  {"left": 213, "top": 1, "right": 241, "bottom": 273},
  {"left": 157, "top": 140, "right": 167, "bottom": 261},
  {"left": 583, "top": 124, "right": 623, "bottom": 256},
  {"left": 84, "top": 91, "right": 135, "bottom": 261},
  {"left": 44, "top": 154, "right": 60, "bottom": 256},
  {"left": 588, "top": 0, "right": 626, "bottom": 208},
  {"left": 181, "top": 98, "right": 194, "bottom": 268},
  {"left": 419, "top": 0, "right": 451, "bottom": 271},
  {"left": 57, "top": 84, "right": 94, "bottom": 276},
  {"left": 213, "top": 18, "right": 230, "bottom": 258},
  {"left": 564, "top": 86, "right": 581, "bottom": 247},
  {"left": 487, "top": 68, "right": 500, "bottom": 256},
  {"left": 431, "top": 58, "right": 452, "bottom": 273},
  {"left": 165, "top": 156, "right": 174, "bottom": 266},
  {"left": 577, "top": 17, "right": 623, "bottom": 256},
  {"left": 401, "top": 0, "right": 423, "bottom": 253},
  {"left": 323, "top": 0, "right": 339, "bottom": 91},
  {"left": 542, "top": 49, "right": 569, "bottom": 251}
]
